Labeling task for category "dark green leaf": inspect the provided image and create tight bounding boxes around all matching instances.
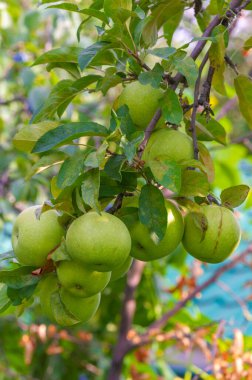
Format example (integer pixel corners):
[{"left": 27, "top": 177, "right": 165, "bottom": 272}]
[
  {"left": 32, "top": 47, "right": 82, "bottom": 66},
  {"left": 117, "top": 105, "right": 136, "bottom": 138},
  {"left": 81, "top": 168, "right": 101, "bottom": 213},
  {"left": 163, "top": 5, "right": 184, "bottom": 46},
  {"left": 57, "top": 155, "right": 84, "bottom": 189},
  {"left": 7, "top": 284, "right": 37, "bottom": 306},
  {"left": 46, "top": 62, "right": 80, "bottom": 79},
  {"left": 138, "top": 63, "right": 164, "bottom": 89},
  {"left": 32, "top": 122, "right": 108, "bottom": 153},
  {"left": 139, "top": 184, "right": 167, "bottom": 242},
  {"left": 149, "top": 156, "right": 182, "bottom": 193},
  {"left": 220, "top": 185, "right": 250, "bottom": 208},
  {"left": 78, "top": 41, "right": 110, "bottom": 71},
  {"left": 191, "top": 115, "right": 227, "bottom": 145},
  {"left": 104, "top": 155, "right": 126, "bottom": 181},
  {"left": 0, "top": 267, "right": 39, "bottom": 289},
  {"left": 160, "top": 88, "right": 183, "bottom": 125},
  {"left": 32, "top": 75, "right": 101, "bottom": 122}
]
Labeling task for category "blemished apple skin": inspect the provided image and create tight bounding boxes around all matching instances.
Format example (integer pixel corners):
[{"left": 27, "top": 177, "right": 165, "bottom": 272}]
[
  {"left": 122, "top": 200, "right": 184, "bottom": 262},
  {"left": 11, "top": 206, "right": 65, "bottom": 267},
  {"left": 142, "top": 128, "right": 194, "bottom": 164},
  {"left": 66, "top": 211, "right": 131, "bottom": 272},
  {"left": 110, "top": 256, "right": 133, "bottom": 281},
  {"left": 117, "top": 82, "right": 164, "bottom": 130},
  {"left": 60, "top": 288, "right": 101, "bottom": 323},
  {"left": 57, "top": 260, "right": 111, "bottom": 297},
  {"left": 182, "top": 205, "right": 241, "bottom": 263},
  {"left": 38, "top": 274, "right": 59, "bottom": 323}
]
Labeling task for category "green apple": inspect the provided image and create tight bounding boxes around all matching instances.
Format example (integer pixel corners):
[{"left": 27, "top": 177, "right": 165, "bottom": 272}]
[
  {"left": 117, "top": 81, "right": 164, "bottom": 130},
  {"left": 142, "top": 128, "right": 194, "bottom": 165},
  {"left": 110, "top": 256, "right": 133, "bottom": 281},
  {"left": 11, "top": 206, "right": 65, "bottom": 267},
  {"left": 66, "top": 211, "right": 131, "bottom": 272},
  {"left": 120, "top": 200, "right": 184, "bottom": 261},
  {"left": 182, "top": 205, "right": 241, "bottom": 263},
  {"left": 57, "top": 260, "right": 111, "bottom": 297},
  {"left": 60, "top": 288, "right": 100, "bottom": 323},
  {"left": 38, "top": 273, "right": 59, "bottom": 323}
]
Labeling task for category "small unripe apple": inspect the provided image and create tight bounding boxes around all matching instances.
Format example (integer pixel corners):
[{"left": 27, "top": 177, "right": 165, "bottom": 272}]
[
  {"left": 142, "top": 128, "right": 194, "bottom": 165},
  {"left": 117, "top": 82, "right": 164, "bottom": 130},
  {"left": 57, "top": 260, "right": 111, "bottom": 297},
  {"left": 120, "top": 200, "right": 184, "bottom": 261},
  {"left": 11, "top": 206, "right": 65, "bottom": 267},
  {"left": 110, "top": 256, "right": 133, "bottom": 281},
  {"left": 66, "top": 211, "right": 131, "bottom": 272},
  {"left": 182, "top": 205, "right": 241, "bottom": 263},
  {"left": 60, "top": 288, "right": 100, "bottom": 323}
]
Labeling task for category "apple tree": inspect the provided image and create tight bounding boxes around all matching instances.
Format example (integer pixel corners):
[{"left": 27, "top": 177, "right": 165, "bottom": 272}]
[{"left": 0, "top": 0, "right": 252, "bottom": 379}]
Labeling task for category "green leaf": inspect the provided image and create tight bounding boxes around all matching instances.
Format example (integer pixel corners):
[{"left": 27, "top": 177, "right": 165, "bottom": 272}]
[
  {"left": 179, "top": 170, "right": 210, "bottom": 197},
  {"left": 78, "top": 41, "right": 110, "bottom": 71},
  {"left": 51, "top": 240, "right": 71, "bottom": 262},
  {"left": 149, "top": 156, "right": 182, "bottom": 193},
  {"left": 234, "top": 75, "right": 252, "bottom": 128},
  {"left": 208, "top": 0, "right": 225, "bottom": 15},
  {"left": 57, "top": 155, "right": 84, "bottom": 189},
  {"left": 163, "top": 5, "right": 184, "bottom": 46},
  {"left": 47, "top": 4, "right": 109, "bottom": 24},
  {"left": 139, "top": 184, "right": 167, "bottom": 242},
  {"left": 0, "top": 284, "right": 11, "bottom": 314},
  {"left": 120, "top": 132, "right": 144, "bottom": 164},
  {"left": 192, "top": 115, "right": 227, "bottom": 145},
  {"left": 97, "top": 67, "right": 123, "bottom": 95},
  {"left": 32, "top": 47, "right": 82, "bottom": 66},
  {"left": 220, "top": 185, "right": 250, "bottom": 208},
  {"left": 138, "top": 63, "right": 164, "bottom": 89},
  {"left": 32, "top": 122, "right": 108, "bottom": 153},
  {"left": 147, "top": 47, "right": 176, "bottom": 59},
  {"left": 198, "top": 142, "right": 215, "bottom": 183},
  {"left": 160, "top": 88, "right": 183, "bottom": 125},
  {"left": 0, "top": 267, "right": 39, "bottom": 289},
  {"left": 46, "top": 62, "right": 80, "bottom": 79},
  {"left": 174, "top": 57, "right": 199, "bottom": 88},
  {"left": 13, "top": 121, "right": 60, "bottom": 152},
  {"left": 81, "top": 168, "right": 101, "bottom": 213},
  {"left": 212, "top": 63, "right": 226, "bottom": 95},
  {"left": 244, "top": 36, "right": 252, "bottom": 50},
  {"left": 103, "top": 0, "right": 132, "bottom": 22},
  {"left": 7, "top": 284, "right": 37, "bottom": 306},
  {"left": 32, "top": 75, "right": 101, "bottom": 122},
  {"left": 142, "top": 1, "right": 184, "bottom": 47},
  {"left": 26, "top": 151, "right": 67, "bottom": 179},
  {"left": 209, "top": 26, "right": 226, "bottom": 68},
  {"left": 104, "top": 155, "right": 126, "bottom": 181},
  {"left": 117, "top": 105, "right": 136, "bottom": 138},
  {"left": 51, "top": 291, "right": 80, "bottom": 326}
]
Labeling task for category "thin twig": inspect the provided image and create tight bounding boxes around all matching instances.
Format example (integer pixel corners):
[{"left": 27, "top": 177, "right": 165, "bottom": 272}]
[
  {"left": 129, "top": 244, "right": 252, "bottom": 349},
  {"left": 190, "top": 52, "right": 210, "bottom": 159}
]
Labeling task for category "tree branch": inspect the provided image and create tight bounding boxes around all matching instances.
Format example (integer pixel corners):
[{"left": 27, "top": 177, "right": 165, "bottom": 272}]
[
  {"left": 128, "top": 244, "right": 252, "bottom": 349},
  {"left": 108, "top": 260, "right": 146, "bottom": 380}
]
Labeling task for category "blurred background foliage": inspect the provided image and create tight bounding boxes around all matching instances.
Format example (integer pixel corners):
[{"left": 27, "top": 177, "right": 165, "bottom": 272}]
[{"left": 0, "top": 0, "right": 252, "bottom": 379}]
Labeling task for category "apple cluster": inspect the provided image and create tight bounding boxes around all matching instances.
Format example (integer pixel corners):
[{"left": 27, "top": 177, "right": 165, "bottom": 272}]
[{"left": 10, "top": 81, "right": 242, "bottom": 326}]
